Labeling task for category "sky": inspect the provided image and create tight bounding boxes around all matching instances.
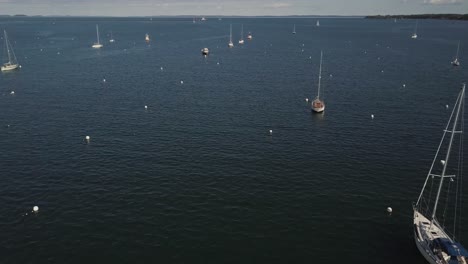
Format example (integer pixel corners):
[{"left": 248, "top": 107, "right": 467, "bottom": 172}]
[{"left": 0, "top": 0, "right": 467, "bottom": 16}]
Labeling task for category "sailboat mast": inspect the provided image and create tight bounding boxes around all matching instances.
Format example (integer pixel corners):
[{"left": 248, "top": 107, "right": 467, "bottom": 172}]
[
  {"left": 230, "top": 24, "right": 232, "bottom": 42},
  {"left": 456, "top": 41, "right": 460, "bottom": 59},
  {"left": 96, "top": 25, "right": 100, "bottom": 44},
  {"left": 4, "top": 30, "right": 12, "bottom": 63},
  {"left": 317, "top": 51, "right": 323, "bottom": 99},
  {"left": 241, "top": 24, "right": 243, "bottom": 39},
  {"left": 430, "top": 84, "right": 465, "bottom": 226}
]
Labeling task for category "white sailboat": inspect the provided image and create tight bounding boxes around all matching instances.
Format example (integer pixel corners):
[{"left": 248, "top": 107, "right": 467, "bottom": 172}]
[
  {"left": 316, "top": 20, "right": 320, "bottom": 27},
  {"left": 145, "top": 33, "right": 150, "bottom": 43},
  {"left": 292, "top": 24, "right": 296, "bottom": 34},
  {"left": 247, "top": 31, "right": 252, "bottom": 40},
  {"left": 1, "top": 30, "right": 20, "bottom": 71},
  {"left": 238, "top": 24, "right": 244, "bottom": 44},
  {"left": 452, "top": 41, "right": 460, "bottom": 66},
  {"left": 228, "top": 24, "right": 234, "bottom": 48},
  {"left": 412, "top": 21, "right": 418, "bottom": 39},
  {"left": 311, "top": 51, "right": 325, "bottom": 113},
  {"left": 109, "top": 31, "right": 115, "bottom": 43},
  {"left": 201, "top": 47, "right": 209, "bottom": 56},
  {"left": 413, "top": 84, "right": 468, "bottom": 264},
  {"left": 92, "top": 24, "right": 103, "bottom": 49}
]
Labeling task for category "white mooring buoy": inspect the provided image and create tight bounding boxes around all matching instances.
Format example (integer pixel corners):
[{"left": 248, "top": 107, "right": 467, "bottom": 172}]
[
  {"left": 446, "top": 104, "right": 449, "bottom": 109},
  {"left": 85, "top": 135, "right": 90, "bottom": 142},
  {"left": 403, "top": 84, "right": 406, "bottom": 88},
  {"left": 269, "top": 129, "right": 273, "bottom": 135},
  {"left": 387, "top": 207, "right": 392, "bottom": 213},
  {"left": 180, "top": 80, "right": 184, "bottom": 84},
  {"left": 160, "top": 67, "right": 163, "bottom": 71},
  {"left": 10, "top": 91, "right": 15, "bottom": 95},
  {"left": 102, "top": 78, "right": 106, "bottom": 83},
  {"left": 145, "top": 105, "right": 148, "bottom": 109},
  {"left": 33, "top": 206, "right": 39, "bottom": 212},
  {"left": 371, "top": 114, "right": 374, "bottom": 119},
  {"left": 305, "top": 98, "right": 309, "bottom": 102}
]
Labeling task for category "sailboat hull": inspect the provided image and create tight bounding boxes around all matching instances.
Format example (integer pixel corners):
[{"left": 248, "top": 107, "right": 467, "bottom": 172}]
[
  {"left": 1, "top": 63, "right": 19, "bottom": 71},
  {"left": 92, "top": 44, "right": 103, "bottom": 49}
]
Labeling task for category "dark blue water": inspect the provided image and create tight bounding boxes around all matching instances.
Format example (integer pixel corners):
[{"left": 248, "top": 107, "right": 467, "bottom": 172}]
[{"left": 1, "top": 17, "right": 468, "bottom": 263}]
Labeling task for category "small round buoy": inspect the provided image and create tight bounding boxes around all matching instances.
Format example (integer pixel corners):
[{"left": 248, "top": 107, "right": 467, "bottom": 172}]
[
  {"left": 33, "top": 206, "right": 39, "bottom": 212},
  {"left": 301, "top": 49, "right": 304, "bottom": 52},
  {"left": 102, "top": 78, "right": 106, "bottom": 83},
  {"left": 269, "top": 129, "right": 273, "bottom": 135},
  {"left": 446, "top": 104, "right": 449, "bottom": 109},
  {"left": 217, "top": 62, "right": 220, "bottom": 65},
  {"left": 180, "top": 80, "right": 184, "bottom": 84},
  {"left": 309, "top": 56, "right": 312, "bottom": 59},
  {"left": 145, "top": 105, "right": 148, "bottom": 109},
  {"left": 371, "top": 114, "right": 374, "bottom": 119},
  {"left": 302, "top": 44, "right": 305, "bottom": 47},
  {"left": 160, "top": 67, "right": 163, "bottom": 71},
  {"left": 329, "top": 74, "right": 333, "bottom": 77},
  {"left": 10, "top": 91, "right": 15, "bottom": 95},
  {"left": 57, "top": 52, "right": 60, "bottom": 55},
  {"left": 305, "top": 98, "right": 309, "bottom": 102},
  {"left": 85, "top": 135, "right": 90, "bottom": 141},
  {"left": 403, "top": 84, "right": 406, "bottom": 88},
  {"left": 387, "top": 207, "right": 392, "bottom": 213},
  {"left": 19, "top": 65, "right": 22, "bottom": 68},
  {"left": 381, "top": 70, "right": 384, "bottom": 73}
]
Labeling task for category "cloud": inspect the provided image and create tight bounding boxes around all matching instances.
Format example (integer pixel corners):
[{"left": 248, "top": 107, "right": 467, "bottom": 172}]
[
  {"left": 423, "top": 0, "right": 462, "bottom": 4},
  {"left": 264, "top": 2, "right": 292, "bottom": 8}
]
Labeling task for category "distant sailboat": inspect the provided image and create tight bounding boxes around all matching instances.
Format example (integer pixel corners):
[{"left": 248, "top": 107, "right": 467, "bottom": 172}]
[
  {"left": 145, "top": 33, "right": 150, "bottom": 43},
  {"left": 452, "top": 41, "right": 461, "bottom": 66},
  {"left": 201, "top": 47, "right": 209, "bottom": 56},
  {"left": 109, "top": 31, "right": 115, "bottom": 43},
  {"left": 316, "top": 20, "right": 320, "bottom": 27},
  {"left": 311, "top": 51, "right": 325, "bottom": 113},
  {"left": 413, "top": 84, "right": 468, "bottom": 264},
  {"left": 228, "top": 24, "right": 234, "bottom": 48},
  {"left": 1, "top": 30, "right": 20, "bottom": 71},
  {"left": 247, "top": 31, "right": 252, "bottom": 40},
  {"left": 292, "top": 24, "right": 296, "bottom": 34},
  {"left": 201, "top": 17, "right": 207, "bottom": 21},
  {"left": 92, "top": 24, "right": 103, "bottom": 48},
  {"left": 412, "top": 21, "right": 418, "bottom": 39},
  {"left": 238, "top": 24, "right": 244, "bottom": 44}
]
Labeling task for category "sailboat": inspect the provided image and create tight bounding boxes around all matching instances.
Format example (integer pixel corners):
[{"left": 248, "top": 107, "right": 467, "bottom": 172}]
[
  {"left": 412, "top": 21, "right": 418, "bottom": 39},
  {"left": 311, "top": 51, "right": 325, "bottom": 113},
  {"left": 1, "top": 30, "right": 20, "bottom": 71},
  {"left": 92, "top": 24, "right": 103, "bottom": 49},
  {"left": 413, "top": 84, "right": 468, "bottom": 264},
  {"left": 239, "top": 24, "right": 244, "bottom": 44},
  {"left": 247, "top": 31, "right": 253, "bottom": 40},
  {"left": 201, "top": 47, "right": 209, "bottom": 56},
  {"left": 316, "top": 20, "right": 320, "bottom": 27},
  {"left": 145, "top": 33, "right": 150, "bottom": 43},
  {"left": 109, "top": 31, "right": 115, "bottom": 43},
  {"left": 228, "top": 24, "right": 234, "bottom": 48},
  {"left": 452, "top": 41, "right": 460, "bottom": 66},
  {"left": 292, "top": 24, "right": 296, "bottom": 34}
]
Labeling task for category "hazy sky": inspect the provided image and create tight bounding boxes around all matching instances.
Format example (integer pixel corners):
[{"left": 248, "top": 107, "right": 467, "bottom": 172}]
[{"left": 0, "top": 0, "right": 467, "bottom": 16}]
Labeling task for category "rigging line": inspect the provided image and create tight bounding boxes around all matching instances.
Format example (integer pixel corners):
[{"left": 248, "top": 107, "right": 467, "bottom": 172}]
[
  {"left": 441, "top": 177, "right": 452, "bottom": 228},
  {"left": 458, "top": 96, "right": 465, "bottom": 242},
  {"left": 416, "top": 94, "right": 459, "bottom": 206}
]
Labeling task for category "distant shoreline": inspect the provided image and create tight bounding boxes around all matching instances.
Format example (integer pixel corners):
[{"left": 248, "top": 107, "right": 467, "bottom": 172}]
[{"left": 366, "top": 14, "right": 468, "bottom": 20}]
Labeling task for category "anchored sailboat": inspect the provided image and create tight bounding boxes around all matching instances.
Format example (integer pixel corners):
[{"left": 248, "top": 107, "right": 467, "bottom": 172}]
[
  {"left": 145, "top": 33, "right": 150, "bottom": 43},
  {"left": 109, "top": 31, "right": 115, "bottom": 43},
  {"left": 239, "top": 24, "right": 244, "bottom": 44},
  {"left": 452, "top": 41, "right": 461, "bottom": 66},
  {"left": 92, "top": 24, "right": 103, "bottom": 48},
  {"left": 412, "top": 21, "right": 418, "bottom": 39},
  {"left": 413, "top": 84, "right": 467, "bottom": 264},
  {"left": 228, "top": 24, "right": 234, "bottom": 48},
  {"left": 1, "top": 30, "right": 20, "bottom": 71},
  {"left": 311, "top": 51, "right": 325, "bottom": 113}
]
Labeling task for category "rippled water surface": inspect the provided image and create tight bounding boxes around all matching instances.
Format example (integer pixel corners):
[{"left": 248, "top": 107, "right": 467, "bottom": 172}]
[{"left": 1, "top": 17, "right": 468, "bottom": 263}]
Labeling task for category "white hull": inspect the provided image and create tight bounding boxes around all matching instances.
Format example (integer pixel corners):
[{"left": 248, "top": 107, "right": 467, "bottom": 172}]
[
  {"left": 247, "top": 35, "right": 252, "bottom": 40},
  {"left": 109, "top": 39, "right": 115, "bottom": 43},
  {"left": 312, "top": 106, "right": 325, "bottom": 113},
  {"left": 201, "top": 48, "right": 209, "bottom": 55},
  {"left": 1, "top": 63, "right": 19, "bottom": 71},
  {"left": 228, "top": 42, "right": 234, "bottom": 48},
  {"left": 452, "top": 59, "right": 460, "bottom": 66},
  {"left": 238, "top": 39, "right": 244, "bottom": 44},
  {"left": 412, "top": 34, "right": 418, "bottom": 39},
  {"left": 92, "top": 43, "right": 103, "bottom": 48}
]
